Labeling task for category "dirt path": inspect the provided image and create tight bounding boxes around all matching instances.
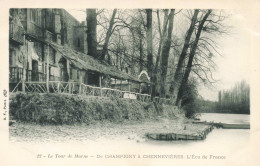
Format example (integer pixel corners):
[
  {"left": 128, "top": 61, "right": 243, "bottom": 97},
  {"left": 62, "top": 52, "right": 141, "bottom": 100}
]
[{"left": 9, "top": 117, "right": 209, "bottom": 143}]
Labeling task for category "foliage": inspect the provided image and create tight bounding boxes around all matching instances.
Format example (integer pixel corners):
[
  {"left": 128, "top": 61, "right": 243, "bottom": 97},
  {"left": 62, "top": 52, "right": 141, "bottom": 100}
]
[
  {"left": 180, "top": 79, "right": 200, "bottom": 119},
  {"left": 216, "top": 80, "right": 250, "bottom": 114},
  {"left": 194, "top": 99, "right": 218, "bottom": 113},
  {"left": 182, "top": 102, "right": 200, "bottom": 119},
  {"left": 9, "top": 93, "right": 179, "bottom": 124},
  {"left": 193, "top": 80, "right": 250, "bottom": 115}
]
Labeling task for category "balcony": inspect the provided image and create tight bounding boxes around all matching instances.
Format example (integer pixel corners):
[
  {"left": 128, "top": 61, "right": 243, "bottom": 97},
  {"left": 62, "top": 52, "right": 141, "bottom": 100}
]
[
  {"left": 26, "top": 70, "right": 46, "bottom": 82},
  {"left": 9, "top": 22, "right": 24, "bottom": 45},
  {"left": 44, "top": 30, "right": 55, "bottom": 42},
  {"left": 9, "top": 67, "right": 23, "bottom": 83},
  {"left": 10, "top": 67, "right": 60, "bottom": 83},
  {"left": 27, "top": 22, "right": 44, "bottom": 38}
]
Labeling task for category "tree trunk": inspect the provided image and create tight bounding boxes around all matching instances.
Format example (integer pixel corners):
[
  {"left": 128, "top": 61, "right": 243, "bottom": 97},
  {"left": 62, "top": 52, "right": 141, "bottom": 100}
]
[
  {"left": 87, "top": 9, "right": 97, "bottom": 57},
  {"left": 160, "top": 9, "right": 175, "bottom": 97},
  {"left": 146, "top": 9, "right": 153, "bottom": 76},
  {"left": 170, "top": 10, "right": 199, "bottom": 99},
  {"left": 139, "top": 31, "right": 144, "bottom": 72},
  {"left": 86, "top": 9, "right": 99, "bottom": 86},
  {"left": 151, "top": 9, "right": 169, "bottom": 98},
  {"left": 101, "top": 9, "right": 117, "bottom": 60},
  {"left": 176, "top": 10, "right": 212, "bottom": 106}
]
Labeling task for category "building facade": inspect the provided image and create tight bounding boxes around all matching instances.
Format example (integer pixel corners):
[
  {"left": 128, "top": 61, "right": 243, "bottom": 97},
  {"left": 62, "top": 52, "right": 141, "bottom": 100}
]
[
  {"left": 9, "top": 8, "right": 148, "bottom": 94},
  {"left": 9, "top": 8, "right": 88, "bottom": 91}
]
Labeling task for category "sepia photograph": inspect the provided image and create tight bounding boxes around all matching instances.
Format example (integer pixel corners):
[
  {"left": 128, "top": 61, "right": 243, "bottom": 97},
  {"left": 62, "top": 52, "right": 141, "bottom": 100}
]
[{"left": 1, "top": 2, "right": 260, "bottom": 166}]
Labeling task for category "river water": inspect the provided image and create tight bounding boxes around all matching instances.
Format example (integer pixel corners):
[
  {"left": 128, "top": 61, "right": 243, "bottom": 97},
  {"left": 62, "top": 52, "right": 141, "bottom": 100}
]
[
  {"left": 7, "top": 113, "right": 251, "bottom": 166},
  {"left": 138, "top": 113, "right": 251, "bottom": 165},
  {"left": 199, "top": 113, "right": 250, "bottom": 124}
]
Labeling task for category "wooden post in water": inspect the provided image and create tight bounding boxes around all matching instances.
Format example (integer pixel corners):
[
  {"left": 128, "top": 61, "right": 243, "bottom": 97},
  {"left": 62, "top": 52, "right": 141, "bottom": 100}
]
[
  {"left": 46, "top": 44, "right": 50, "bottom": 93},
  {"left": 120, "top": 79, "right": 122, "bottom": 90}
]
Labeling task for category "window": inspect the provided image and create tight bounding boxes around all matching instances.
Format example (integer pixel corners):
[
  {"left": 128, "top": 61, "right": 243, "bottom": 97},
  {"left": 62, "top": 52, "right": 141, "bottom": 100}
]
[
  {"left": 77, "top": 70, "right": 80, "bottom": 79},
  {"left": 30, "top": 9, "right": 41, "bottom": 26},
  {"left": 53, "top": 49, "right": 56, "bottom": 64},
  {"left": 77, "top": 38, "right": 80, "bottom": 47},
  {"left": 45, "top": 9, "right": 53, "bottom": 31},
  {"left": 49, "top": 48, "right": 56, "bottom": 64},
  {"left": 31, "top": 9, "right": 36, "bottom": 22},
  {"left": 9, "top": 50, "right": 16, "bottom": 66},
  {"left": 34, "top": 42, "right": 43, "bottom": 61}
]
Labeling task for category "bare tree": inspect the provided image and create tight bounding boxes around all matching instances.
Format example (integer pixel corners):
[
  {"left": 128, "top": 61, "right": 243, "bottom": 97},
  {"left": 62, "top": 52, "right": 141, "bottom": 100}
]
[
  {"left": 176, "top": 10, "right": 212, "bottom": 106},
  {"left": 146, "top": 9, "right": 153, "bottom": 76},
  {"left": 101, "top": 9, "right": 117, "bottom": 61},
  {"left": 151, "top": 9, "right": 170, "bottom": 98},
  {"left": 170, "top": 9, "right": 199, "bottom": 99},
  {"left": 160, "top": 9, "right": 175, "bottom": 97}
]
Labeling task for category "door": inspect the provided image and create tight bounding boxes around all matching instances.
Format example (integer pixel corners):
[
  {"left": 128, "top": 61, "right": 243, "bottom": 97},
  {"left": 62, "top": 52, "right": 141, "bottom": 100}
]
[
  {"left": 58, "top": 58, "right": 69, "bottom": 82},
  {"left": 31, "top": 60, "right": 38, "bottom": 81}
]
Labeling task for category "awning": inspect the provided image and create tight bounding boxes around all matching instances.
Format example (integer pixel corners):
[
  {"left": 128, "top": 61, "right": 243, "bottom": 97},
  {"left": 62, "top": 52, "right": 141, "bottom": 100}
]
[
  {"left": 49, "top": 42, "right": 150, "bottom": 84},
  {"left": 24, "top": 33, "right": 150, "bottom": 83}
]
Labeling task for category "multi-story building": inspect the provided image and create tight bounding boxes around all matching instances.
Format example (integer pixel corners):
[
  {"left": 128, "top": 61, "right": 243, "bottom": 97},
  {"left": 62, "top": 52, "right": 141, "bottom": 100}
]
[{"left": 9, "top": 8, "right": 145, "bottom": 93}]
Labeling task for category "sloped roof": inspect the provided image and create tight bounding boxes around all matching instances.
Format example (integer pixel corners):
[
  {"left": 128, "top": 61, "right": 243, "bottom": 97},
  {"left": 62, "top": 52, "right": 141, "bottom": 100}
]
[{"left": 49, "top": 42, "right": 149, "bottom": 83}]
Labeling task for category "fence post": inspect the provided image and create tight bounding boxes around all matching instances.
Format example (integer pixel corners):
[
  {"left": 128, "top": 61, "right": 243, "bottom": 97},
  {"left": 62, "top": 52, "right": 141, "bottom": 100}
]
[
  {"left": 58, "top": 82, "right": 60, "bottom": 93},
  {"left": 99, "top": 75, "right": 102, "bottom": 97},
  {"left": 128, "top": 80, "right": 131, "bottom": 92},
  {"left": 139, "top": 82, "right": 141, "bottom": 93},
  {"left": 79, "top": 83, "right": 81, "bottom": 94},
  {"left": 79, "top": 71, "right": 83, "bottom": 94},
  {"left": 22, "top": 35, "right": 26, "bottom": 92},
  {"left": 69, "top": 83, "right": 71, "bottom": 94},
  {"left": 46, "top": 44, "right": 50, "bottom": 93},
  {"left": 22, "top": 80, "right": 25, "bottom": 92}
]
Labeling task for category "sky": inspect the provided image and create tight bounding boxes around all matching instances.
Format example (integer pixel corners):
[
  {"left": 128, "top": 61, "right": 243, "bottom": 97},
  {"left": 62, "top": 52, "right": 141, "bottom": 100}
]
[
  {"left": 66, "top": 9, "right": 250, "bottom": 101},
  {"left": 199, "top": 11, "right": 250, "bottom": 101}
]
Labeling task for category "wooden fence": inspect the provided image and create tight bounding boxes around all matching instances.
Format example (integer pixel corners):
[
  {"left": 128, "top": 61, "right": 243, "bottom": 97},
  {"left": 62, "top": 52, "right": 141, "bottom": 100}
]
[{"left": 12, "top": 81, "right": 172, "bottom": 104}]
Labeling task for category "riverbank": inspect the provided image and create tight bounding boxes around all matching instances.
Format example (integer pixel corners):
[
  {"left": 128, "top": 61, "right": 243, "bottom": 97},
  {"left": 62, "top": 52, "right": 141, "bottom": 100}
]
[
  {"left": 9, "top": 92, "right": 213, "bottom": 142},
  {"left": 9, "top": 118, "right": 211, "bottom": 143}
]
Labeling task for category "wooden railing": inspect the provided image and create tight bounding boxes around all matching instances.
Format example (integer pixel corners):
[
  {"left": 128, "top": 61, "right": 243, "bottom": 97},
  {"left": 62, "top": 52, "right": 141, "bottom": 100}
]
[
  {"left": 154, "top": 97, "right": 173, "bottom": 105},
  {"left": 49, "top": 81, "right": 79, "bottom": 94},
  {"left": 11, "top": 80, "right": 22, "bottom": 92},
  {"left": 10, "top": 67, "right": 59, "bottom": 83},
  {"left": 9, "top": 67, "right": 23, "bottom": 83},
  {"left": 12, "top": 81, "right": 172, "bottom": 104},
  {"left": 80, "top": 83, "right": 153, "bottom": 102},
  {"left": 24, "top": 82, "right": 47, "bottom": 93}
]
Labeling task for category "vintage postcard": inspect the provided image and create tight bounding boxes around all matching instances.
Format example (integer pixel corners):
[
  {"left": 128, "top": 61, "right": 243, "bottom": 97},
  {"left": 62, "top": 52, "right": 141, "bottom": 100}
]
[{"left": 0, "top": 0, "right": 260, "bottom": 166}]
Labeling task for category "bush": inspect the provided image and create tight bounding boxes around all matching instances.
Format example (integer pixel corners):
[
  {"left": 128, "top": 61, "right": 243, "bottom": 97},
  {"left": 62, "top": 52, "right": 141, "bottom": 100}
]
[
  {"left": 182, "top": 102, "right": 200, "bottom": 119},
  {"left": 10, "top": 93, "right": 162, "bottom": 124},
  {"left": 180, "top": 78, "right": 200, "bottom": 119}
]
